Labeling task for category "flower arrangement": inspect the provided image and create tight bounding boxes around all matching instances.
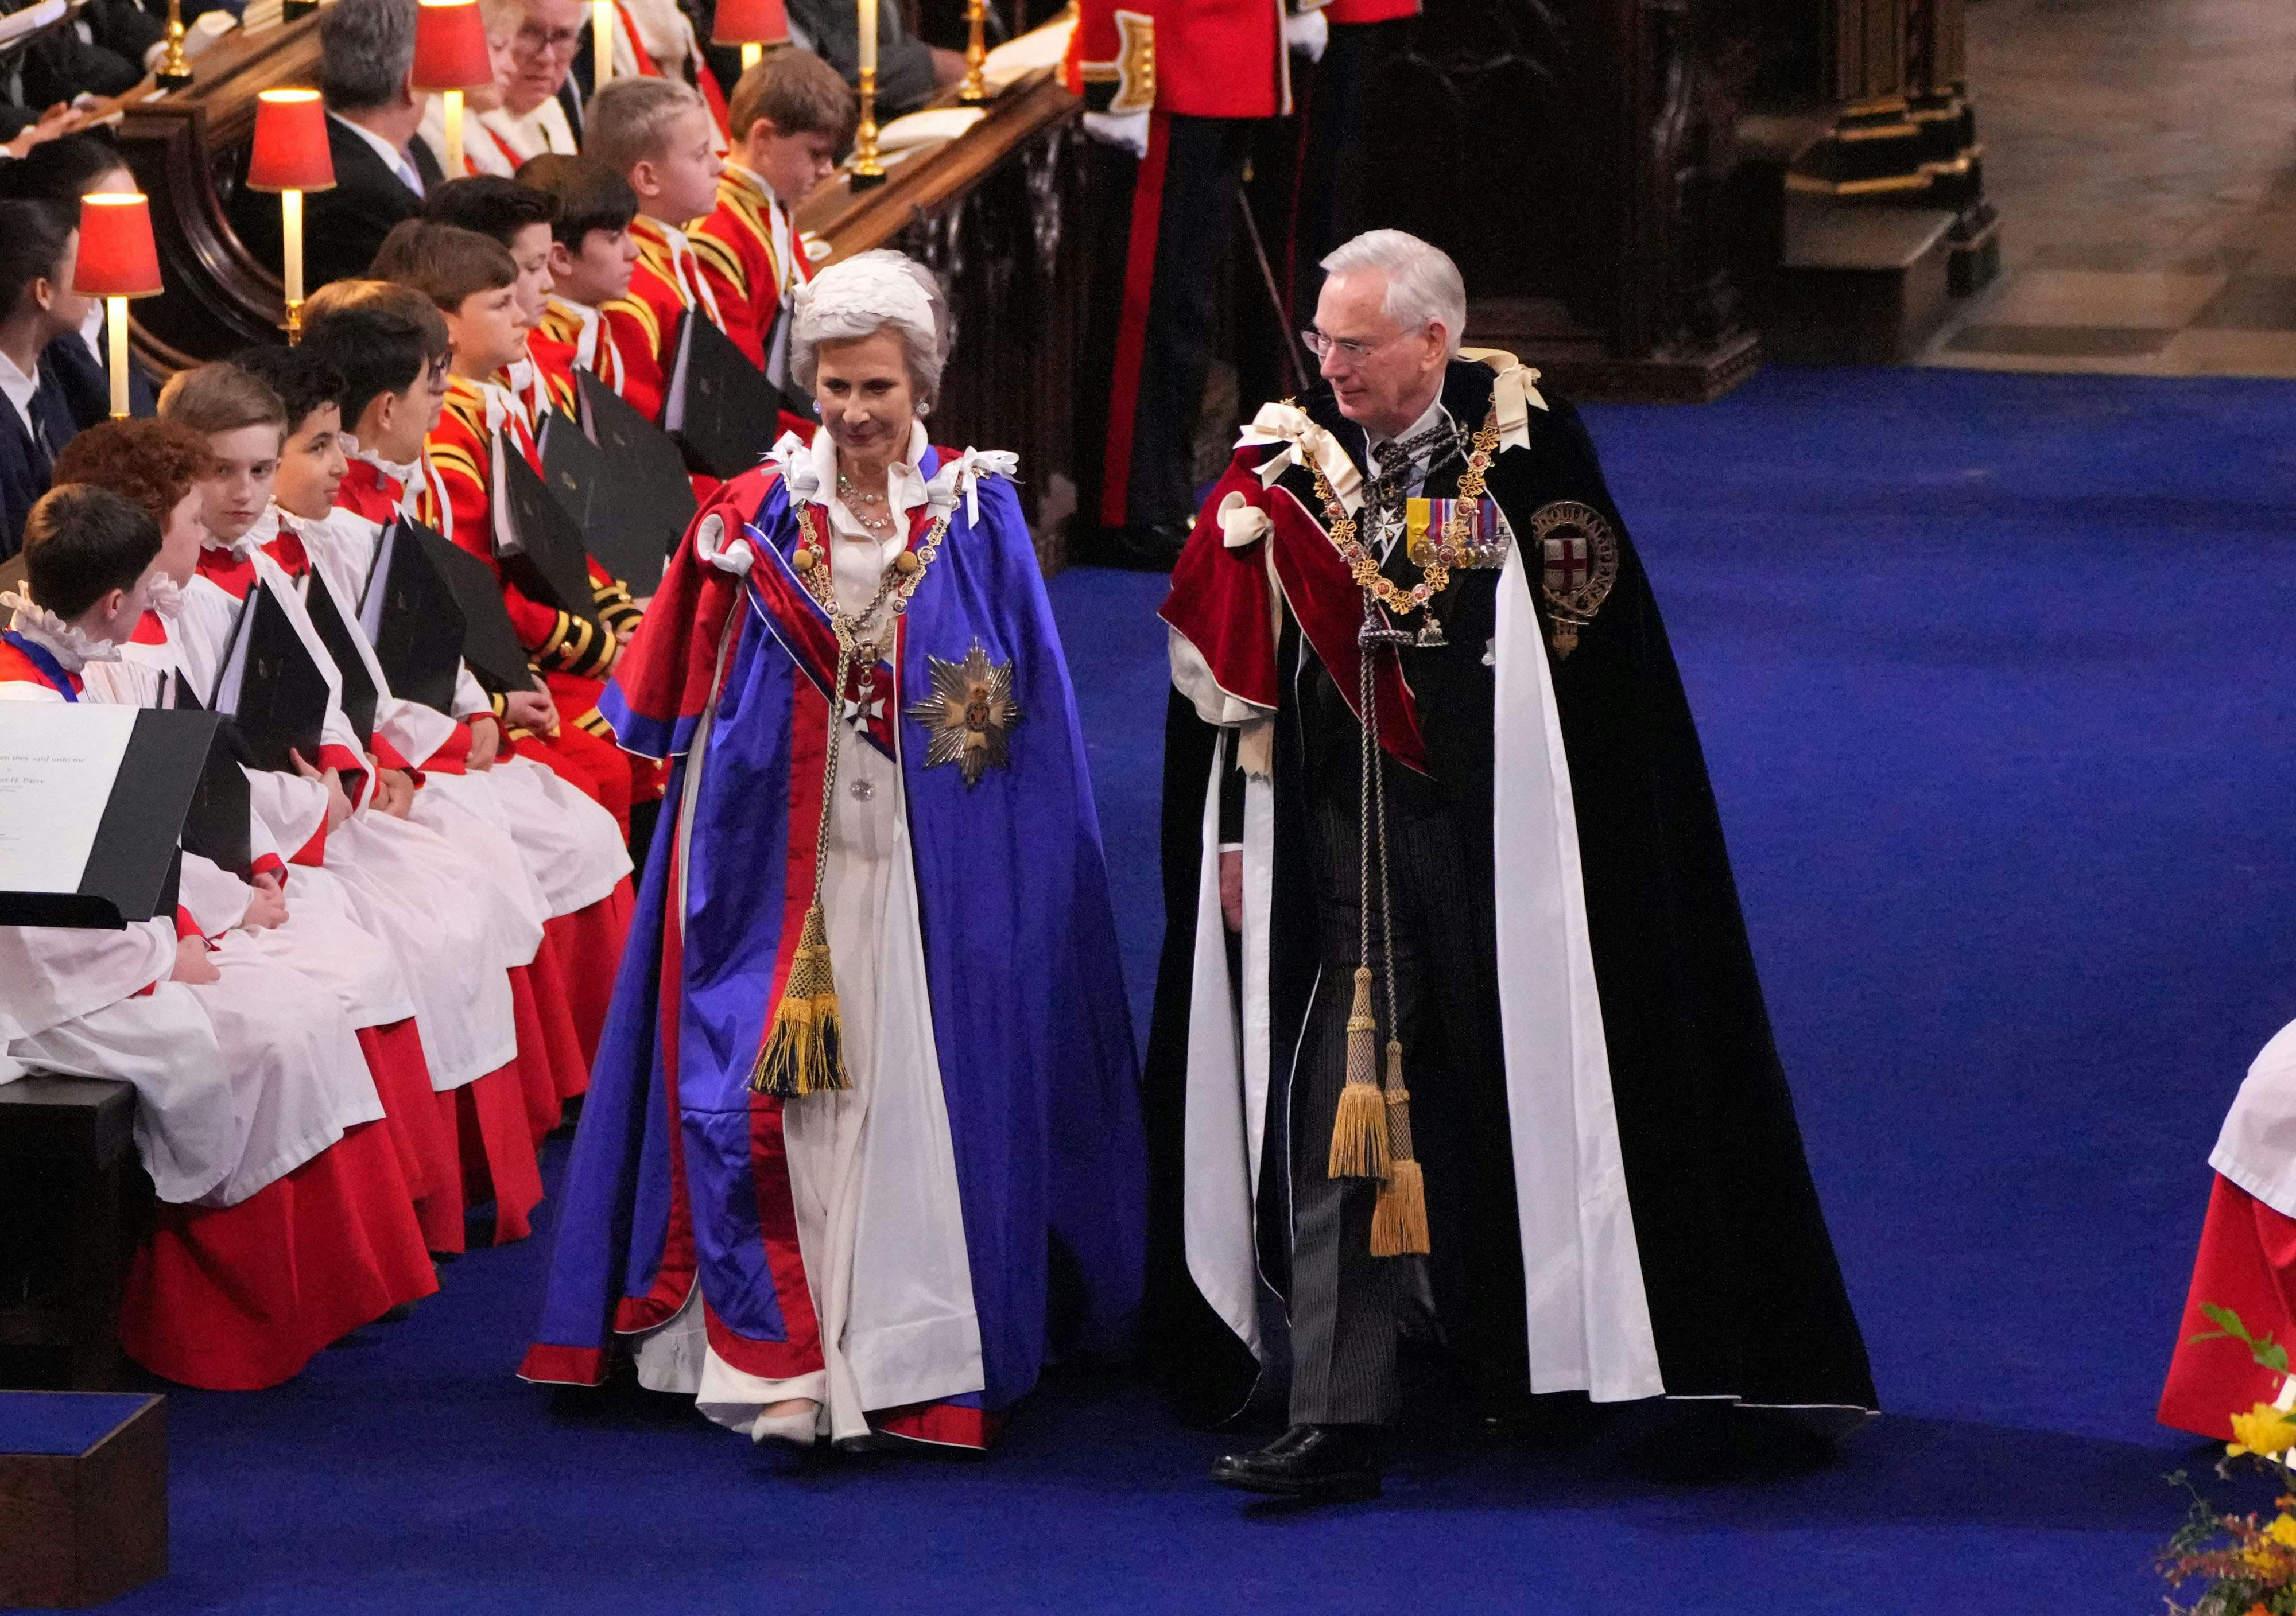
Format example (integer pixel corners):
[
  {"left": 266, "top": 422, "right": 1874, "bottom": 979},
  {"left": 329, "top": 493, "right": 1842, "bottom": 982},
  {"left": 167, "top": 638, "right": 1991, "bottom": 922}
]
[{"left": 2162, "top": 1304, "right": 2296, "bottom": 1614}]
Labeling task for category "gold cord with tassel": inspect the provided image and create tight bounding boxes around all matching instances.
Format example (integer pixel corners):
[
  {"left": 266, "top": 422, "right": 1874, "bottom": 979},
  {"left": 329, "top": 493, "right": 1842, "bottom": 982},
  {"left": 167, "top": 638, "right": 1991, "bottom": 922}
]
[
  {"left": 745, "top": 499, "right": 952, "bottom": 1098},
  {"left": 1328, "top": 589, "right": 1432, "bottom": 1256},
  {"left": 1371, "top": 1038, "right": 1429, "bottom": 1256},
  {"left": 1327, "top": 965, "right": 1390, "bottom": 1179},
  {"left": 750, "top": 640, "right": 855, "bottom": 1097}
]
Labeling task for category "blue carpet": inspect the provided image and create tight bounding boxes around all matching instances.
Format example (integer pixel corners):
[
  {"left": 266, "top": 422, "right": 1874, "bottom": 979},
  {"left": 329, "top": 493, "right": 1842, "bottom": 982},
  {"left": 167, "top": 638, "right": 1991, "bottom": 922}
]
[{"left": 64, "top": 365, "right": 2296, "bottom": 1614}]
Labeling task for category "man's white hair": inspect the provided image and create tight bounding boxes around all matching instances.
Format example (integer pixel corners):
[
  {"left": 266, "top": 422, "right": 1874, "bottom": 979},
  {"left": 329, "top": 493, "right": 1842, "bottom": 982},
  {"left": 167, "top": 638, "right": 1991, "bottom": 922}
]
[
  {"left": 788, "top": 249, "right": 949, "bottom": 406},
  {"left": 1320, "top": 229, "right": 1467, "bottom": 357}
]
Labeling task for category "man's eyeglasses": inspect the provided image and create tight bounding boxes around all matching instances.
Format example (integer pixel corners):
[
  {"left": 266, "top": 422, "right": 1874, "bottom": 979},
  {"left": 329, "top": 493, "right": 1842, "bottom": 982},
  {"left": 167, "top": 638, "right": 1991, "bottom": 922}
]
[
  {"left": 1300, "top": 325, "right": 1419, "bottom": 364},
  {"left": 511, "top": 23, "right": 581, "bottom": 57}
]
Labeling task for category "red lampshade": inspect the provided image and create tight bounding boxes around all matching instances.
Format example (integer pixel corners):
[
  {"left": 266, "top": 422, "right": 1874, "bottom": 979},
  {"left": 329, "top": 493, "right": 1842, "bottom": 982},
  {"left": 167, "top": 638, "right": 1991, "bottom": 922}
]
[
  {"left": 73, "top": 192, "right": 162, "bottom": 299},
  {"left": 412, "top": 0, "right": 492, "bottom": 91},
  {"left": 248, "top": 89, "right": 336, "bottom": 193},
  {"left": 712, "top": 0, "right": 788, "bottom": 47}
]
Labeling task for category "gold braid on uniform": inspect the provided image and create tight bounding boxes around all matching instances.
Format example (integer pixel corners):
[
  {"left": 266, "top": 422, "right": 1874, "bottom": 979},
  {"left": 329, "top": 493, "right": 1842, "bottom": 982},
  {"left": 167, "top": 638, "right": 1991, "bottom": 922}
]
[
  {"left": 533, "top": 606, "right": 619, "bottom": 681},
  {"left": 592, "top": 573, "right": 644, "bottom": 640}
]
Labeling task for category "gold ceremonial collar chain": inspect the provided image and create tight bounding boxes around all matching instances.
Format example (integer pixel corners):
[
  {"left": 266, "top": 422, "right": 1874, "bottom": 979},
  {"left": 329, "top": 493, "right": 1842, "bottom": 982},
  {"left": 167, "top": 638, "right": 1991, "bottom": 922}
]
[{"left": 1305, "top": 402, "right": 1502, "bottom": 622}]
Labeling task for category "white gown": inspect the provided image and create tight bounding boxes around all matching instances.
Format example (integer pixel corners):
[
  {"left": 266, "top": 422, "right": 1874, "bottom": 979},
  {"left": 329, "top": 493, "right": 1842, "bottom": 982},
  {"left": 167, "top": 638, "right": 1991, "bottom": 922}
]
[{"left": 631, "top": 425, "right": 983, "bottom": 1444}]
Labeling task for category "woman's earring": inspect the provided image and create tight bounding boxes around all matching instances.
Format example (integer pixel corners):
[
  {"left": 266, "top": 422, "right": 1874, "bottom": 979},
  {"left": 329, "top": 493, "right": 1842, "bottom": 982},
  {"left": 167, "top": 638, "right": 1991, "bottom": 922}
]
[{"left": 916, "top": 400, "right": 932, "bottom": 417}]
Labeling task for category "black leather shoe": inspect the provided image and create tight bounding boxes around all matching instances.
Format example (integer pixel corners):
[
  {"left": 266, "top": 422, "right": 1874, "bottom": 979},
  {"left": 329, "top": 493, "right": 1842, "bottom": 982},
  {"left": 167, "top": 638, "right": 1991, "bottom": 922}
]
[{"left": 1209, "top": 1423, "right": 1382, "bottom": 1501}]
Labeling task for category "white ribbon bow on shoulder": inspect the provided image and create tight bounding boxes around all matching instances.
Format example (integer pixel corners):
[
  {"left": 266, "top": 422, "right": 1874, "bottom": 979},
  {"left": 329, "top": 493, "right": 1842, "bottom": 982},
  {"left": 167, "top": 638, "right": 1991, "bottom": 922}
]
[
  {"left": 1237, "top": 402, "right": 1363, "bottom": 514},
  {"left": 926, "top": 446, "right": 1020, "bottom": 527},
  {"left": 769, "top": 431, "right": 820, "bottom": 506},
  {"left": 1457, "top": 347, "right": 1548, "bottom": 451}
]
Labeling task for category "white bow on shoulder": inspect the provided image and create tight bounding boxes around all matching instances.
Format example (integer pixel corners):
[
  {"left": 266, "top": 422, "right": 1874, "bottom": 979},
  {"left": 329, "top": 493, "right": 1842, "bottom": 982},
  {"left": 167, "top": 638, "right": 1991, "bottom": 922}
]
[
  {"left": 1236, "top": 402, "right": 1363, "bottom": 513},
  {"left": 925, "top": 446, "right": 1019, "bottom": 527}
]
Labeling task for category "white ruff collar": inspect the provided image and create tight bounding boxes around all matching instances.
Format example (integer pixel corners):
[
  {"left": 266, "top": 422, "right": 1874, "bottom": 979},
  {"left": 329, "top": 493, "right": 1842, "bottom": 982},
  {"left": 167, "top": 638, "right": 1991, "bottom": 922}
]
[
  {"left": 144, "top": 574, "right": 184, "bottom": 622},
  {"left": 1, "top": 591, "right": 121, "bottom": 671}
]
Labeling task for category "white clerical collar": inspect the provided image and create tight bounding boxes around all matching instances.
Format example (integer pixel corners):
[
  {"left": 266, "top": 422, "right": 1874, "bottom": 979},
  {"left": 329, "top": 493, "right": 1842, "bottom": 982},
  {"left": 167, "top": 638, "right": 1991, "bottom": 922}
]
[
  {"left": 2, "top": 591, "right": 119, "bottom": 672},
  {"left": 548, "top": 297, "right": 603, "bottom": 366},
  {"left": 331, "top": 111, "right": 425, "bottom": 197},
  {"left": 342, "top": 432, "right": 422, "bottom": 489}
]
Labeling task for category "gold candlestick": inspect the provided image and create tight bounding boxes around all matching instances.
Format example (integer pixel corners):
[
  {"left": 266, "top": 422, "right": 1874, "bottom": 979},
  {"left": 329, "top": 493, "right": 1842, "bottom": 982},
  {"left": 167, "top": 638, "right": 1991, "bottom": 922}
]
[
  {"left": 154, "top": 0, "right": 193, "bottom": 89},
  {"left": 957, "top": 0, "right": 986, "bottom": 102},
  {"left": 850, "top": 63, "right": 885, "bottom": 188}
]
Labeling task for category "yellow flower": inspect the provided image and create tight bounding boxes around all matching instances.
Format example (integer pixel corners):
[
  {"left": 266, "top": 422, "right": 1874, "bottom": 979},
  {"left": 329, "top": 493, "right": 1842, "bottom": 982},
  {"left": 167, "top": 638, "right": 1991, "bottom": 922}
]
[
  {"left": 2227, "top": 1403, "right": 2296, "bottom": 1457},
  {"left": 2272, "top": 1514, "right": 2296, "bottom": 1549}
]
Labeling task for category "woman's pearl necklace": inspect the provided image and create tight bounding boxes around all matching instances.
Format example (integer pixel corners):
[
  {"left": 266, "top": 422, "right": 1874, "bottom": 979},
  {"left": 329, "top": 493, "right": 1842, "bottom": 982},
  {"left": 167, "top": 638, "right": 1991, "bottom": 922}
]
[{"left": 836, "top": 472, "right": 897, "bottom": 535}]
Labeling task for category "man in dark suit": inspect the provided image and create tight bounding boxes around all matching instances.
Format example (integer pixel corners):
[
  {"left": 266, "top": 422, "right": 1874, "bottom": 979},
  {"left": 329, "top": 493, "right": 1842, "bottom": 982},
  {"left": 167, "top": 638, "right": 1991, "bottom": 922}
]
[{"left": 229, "top": 0, "right": 444, "bottom": 293}]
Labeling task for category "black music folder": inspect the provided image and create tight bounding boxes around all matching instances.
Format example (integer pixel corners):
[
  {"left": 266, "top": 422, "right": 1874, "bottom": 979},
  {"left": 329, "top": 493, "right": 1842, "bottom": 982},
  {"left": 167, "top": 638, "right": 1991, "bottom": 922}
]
[
  {"left": 301, "top": 572, "right": 378, "bottom": 747},
  {"left": 538, "top": 410, "right": 673, "bottom": 589},
  {"left": 666, "top": 310, "right": 784, "bottom": 483},
  {"left": 569, "top": 375, "right": 697, "bottom": 578},
  {"left": 394, "top": 518, "right": 532, "bottom": 697},
  {"left": 0, "top": 703, "right": 219, "bottom": 929},
  {"left": 210, "top": 581, "right": 330, "bottom": 775},
  {"left": 498, "top": 450, "right": 604, "bottom": 632},
  {"left": 168, "top": 678, "right": 255, "bottom": 881},
  {"left": 357, "top": 519, "right": 467, "bottom": 715}
]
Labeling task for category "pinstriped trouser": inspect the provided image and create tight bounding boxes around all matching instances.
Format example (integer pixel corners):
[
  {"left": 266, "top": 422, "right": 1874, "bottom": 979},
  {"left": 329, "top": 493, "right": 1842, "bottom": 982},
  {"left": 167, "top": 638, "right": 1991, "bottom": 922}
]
[{"left": 1286, "top": 766, "right": 1527, "bottom": 1428}]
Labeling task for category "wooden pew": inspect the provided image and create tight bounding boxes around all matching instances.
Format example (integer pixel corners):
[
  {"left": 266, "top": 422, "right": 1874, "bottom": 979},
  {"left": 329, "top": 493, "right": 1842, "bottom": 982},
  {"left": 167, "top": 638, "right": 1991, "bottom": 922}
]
[{"left": 0, "top": 1075, "right": 140, "bottom": 1392}]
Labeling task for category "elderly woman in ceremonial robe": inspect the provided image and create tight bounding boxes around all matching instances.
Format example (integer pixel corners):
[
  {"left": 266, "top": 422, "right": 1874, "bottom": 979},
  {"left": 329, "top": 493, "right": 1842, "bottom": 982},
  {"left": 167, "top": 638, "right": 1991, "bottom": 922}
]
[{"left": 524, "top": 251, "right": 1144, "bottom": 1452}]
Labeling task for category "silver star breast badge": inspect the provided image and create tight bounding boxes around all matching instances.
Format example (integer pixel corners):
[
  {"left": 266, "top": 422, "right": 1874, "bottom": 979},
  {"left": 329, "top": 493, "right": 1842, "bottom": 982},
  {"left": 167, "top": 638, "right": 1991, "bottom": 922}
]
[{"left": 906, "top": 639, "right": 1022, "bottom": 787}]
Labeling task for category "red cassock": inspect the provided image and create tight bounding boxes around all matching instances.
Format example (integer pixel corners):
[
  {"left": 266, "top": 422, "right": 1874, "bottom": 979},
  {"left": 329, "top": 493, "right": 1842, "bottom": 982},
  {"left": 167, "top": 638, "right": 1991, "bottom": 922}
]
[{"left": 1322, "top": 0, "right": 1418, "bottom": 20}]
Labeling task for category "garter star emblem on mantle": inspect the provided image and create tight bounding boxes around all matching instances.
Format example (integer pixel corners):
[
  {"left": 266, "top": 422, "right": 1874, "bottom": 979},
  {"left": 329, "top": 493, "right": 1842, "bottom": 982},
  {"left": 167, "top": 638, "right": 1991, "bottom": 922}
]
[
  {"left": 1531, "top": 500, "right": 1619, "bottom": 658},
  {"left": 907, "top": 639, "right": 1022, "bottom": 787}
]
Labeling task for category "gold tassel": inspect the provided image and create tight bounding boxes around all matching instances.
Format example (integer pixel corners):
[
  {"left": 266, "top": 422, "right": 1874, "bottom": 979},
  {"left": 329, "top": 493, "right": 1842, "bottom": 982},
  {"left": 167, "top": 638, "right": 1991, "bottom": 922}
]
[
  {"left": 748, "top": 904, "right": 851, "bottom": 1096},
  {"left": 1327, "top": 967, "right": 1389, "bottom": 1180},
  {"left": 1370, "top": 1038, "right": 1430, "bottom": 1256}
]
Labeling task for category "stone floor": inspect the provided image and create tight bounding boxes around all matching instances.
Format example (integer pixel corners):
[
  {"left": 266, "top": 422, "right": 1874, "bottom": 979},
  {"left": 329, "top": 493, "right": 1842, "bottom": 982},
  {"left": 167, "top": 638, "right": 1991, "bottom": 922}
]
[{"left": 1926, "top": 0, "right": 2296, "bottom": 375}]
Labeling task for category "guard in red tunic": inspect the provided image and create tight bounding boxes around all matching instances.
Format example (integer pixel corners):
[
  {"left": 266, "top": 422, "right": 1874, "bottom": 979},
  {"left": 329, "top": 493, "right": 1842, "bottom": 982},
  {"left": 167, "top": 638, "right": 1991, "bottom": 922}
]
[{"left": 1069, "top": 0, "right": 1328, "bottom": 570}]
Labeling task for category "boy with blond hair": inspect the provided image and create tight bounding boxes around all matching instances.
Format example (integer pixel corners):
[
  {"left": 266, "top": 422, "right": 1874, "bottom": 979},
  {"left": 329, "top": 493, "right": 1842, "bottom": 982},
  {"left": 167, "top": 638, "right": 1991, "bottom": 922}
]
[{"left": 584, "top": 75, "right": 724, "bottom": 422}]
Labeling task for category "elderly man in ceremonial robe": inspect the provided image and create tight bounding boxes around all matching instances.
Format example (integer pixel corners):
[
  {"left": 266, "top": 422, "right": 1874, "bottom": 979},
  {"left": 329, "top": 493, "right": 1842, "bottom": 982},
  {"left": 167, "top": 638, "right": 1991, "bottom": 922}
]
[
  {"left": 1150, "top": 230, "right": 1877, "bottom": 1501},
  {"left": 525, "top": 251, "right": 1145, "bottom": 1453}
]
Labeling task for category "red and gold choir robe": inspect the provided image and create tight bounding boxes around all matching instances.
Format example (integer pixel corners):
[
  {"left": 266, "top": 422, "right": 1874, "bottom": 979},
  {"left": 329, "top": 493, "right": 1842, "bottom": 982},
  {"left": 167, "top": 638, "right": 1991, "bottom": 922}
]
[
  {"left": 691, "top": 165, "right": 813, "bottom": 375},
  {"left": 426, "top": 375, "right": 665, "bottom": 823},
  {"left": 600, "top": 215, "right": 726, "bottom": 426},
  {"left": 529, "top": 297, "right": 630, "bottom": 419},
  {"left": 0, "top": 609, "right": 435, "bottom": 1389}
]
